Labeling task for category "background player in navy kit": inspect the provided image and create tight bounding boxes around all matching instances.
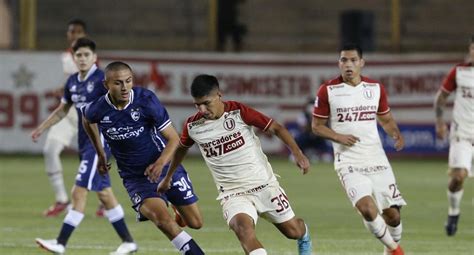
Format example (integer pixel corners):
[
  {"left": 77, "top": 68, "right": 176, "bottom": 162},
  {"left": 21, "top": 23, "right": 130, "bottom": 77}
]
[
  {"left": 82, "top": 61, "right": 204, "bottom": 255},
  {"left": 31, "top": 39, "right": 137, "bottom": 255}
]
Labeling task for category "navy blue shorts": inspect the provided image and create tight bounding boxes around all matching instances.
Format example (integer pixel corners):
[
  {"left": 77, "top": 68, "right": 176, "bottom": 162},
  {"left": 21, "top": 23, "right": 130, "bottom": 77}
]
[
  {"left": 75, "top": 148, "right": 111, "bottom": 191},
  {"left": 124, "top": 167, "right": 198, "bottom": 221}
]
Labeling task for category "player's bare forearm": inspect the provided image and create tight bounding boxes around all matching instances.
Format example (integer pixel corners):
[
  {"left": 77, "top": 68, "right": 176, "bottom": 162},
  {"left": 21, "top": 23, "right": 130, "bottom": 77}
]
[
  {"left": 268, "top": 121, "right": 310, "bottom": 173},
  {"left": 312, "top": 116, "right": 360, "bottom": 146},
  {"left": 82, "top": 117, "right": 106, "bottom": 158},
  {"left": 31, "top": 103, "right": 71, "bottom": 141},
  {"left": 154, "top": 125, "right": 180, "bottom": 166},
  {"left": 377, "top": 112, "right": 404, "bottom": 151},
  {"left": 157, "top": 145, "right": 189, "bottom": 193},
  {"left": 434, "top": 90, "right": 449, "bottom": 122}
]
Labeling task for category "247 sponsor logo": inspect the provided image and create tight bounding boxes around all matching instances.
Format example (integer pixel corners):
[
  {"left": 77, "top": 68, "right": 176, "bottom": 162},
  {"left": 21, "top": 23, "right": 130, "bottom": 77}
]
[
  {"left": 200, "top": 132, "right": 245, "bottom": 157},
  {"left": 337, "top": 111, "right": 376, "bottom": 122}
]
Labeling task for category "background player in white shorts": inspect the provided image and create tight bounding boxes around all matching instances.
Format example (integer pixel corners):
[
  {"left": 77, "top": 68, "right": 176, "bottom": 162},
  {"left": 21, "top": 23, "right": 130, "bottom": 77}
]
[
  {"left": 40, "top": 19, "right": 86, "bottom": 217},
  {"left": 434, "top": 35, "right": 474, "bottom": 236},
  {"left": 158, "top": 74, "right": 313, "bottom": 255},
  {"left": 312, "top": 44, "right": 406, "bottom": 255}
]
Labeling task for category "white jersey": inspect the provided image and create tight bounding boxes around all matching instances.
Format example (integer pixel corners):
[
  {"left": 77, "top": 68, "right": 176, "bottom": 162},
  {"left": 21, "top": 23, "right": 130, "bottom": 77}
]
[
  {"left": 181, "top": 101, "right": 278, "bottom": 199},
  {"left": 313, "top": 76, "right": 391, "bottom": 169},
  {"left": 441, "top": 63, "right": 474, "bottom": 141},
  {"left": 61, "top": 49, "right": 78, "bottom": 75}
]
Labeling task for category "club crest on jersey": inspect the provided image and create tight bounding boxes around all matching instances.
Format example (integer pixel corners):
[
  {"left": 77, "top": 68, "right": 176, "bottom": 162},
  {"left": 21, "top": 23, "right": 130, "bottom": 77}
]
[
  {"left": 223, "top": 118, "right": 235, "bottom": 131},
  {"left": 86, "top": 82, "right": 94, "bottom": 93},
  {"left": 363, "top": 88, "right": 374, "bottom": 100},
  {"left": 130, "top": 108, "right": 140, "bottom": 121}
]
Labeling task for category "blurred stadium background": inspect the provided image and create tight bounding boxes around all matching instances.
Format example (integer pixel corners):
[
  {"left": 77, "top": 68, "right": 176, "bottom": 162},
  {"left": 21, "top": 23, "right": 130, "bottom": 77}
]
[{"left": 0, "top": 0, "right": 473, "bottom": 254}]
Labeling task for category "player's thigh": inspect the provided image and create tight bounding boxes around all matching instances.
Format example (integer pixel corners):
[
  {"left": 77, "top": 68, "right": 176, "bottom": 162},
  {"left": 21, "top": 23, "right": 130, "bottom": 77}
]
[
  {"left": 336, "top": 167, "right": 373, "bottom": 207},
  {"left": 253, "top": 185, "right": 295, "bottom": 224},
  {"left": 166, "top": 171, "right": 198, "bottom": 206},
  {"left": 124, "top": 177, "right": 168, "bottom": 222},
  {"left": 75, "top": 150, "right": 111, "bottom": 191},
  {"left": 448, "top": 138, "right": 473, "bottom": 176},
  {"left": 221, "top": 195, "right": 258, "bottom": 226},
  {"left": 370, "top": 167, "right": 407, "bottom": 210}
]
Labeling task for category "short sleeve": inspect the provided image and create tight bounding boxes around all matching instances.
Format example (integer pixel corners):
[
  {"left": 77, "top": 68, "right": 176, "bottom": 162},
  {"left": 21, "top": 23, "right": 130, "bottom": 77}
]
[
  {"left": 61, "top": 76, "right": 73, "bottom": 104},
  {"left": 313, "top": 85, "right": 329, "bottom": 118},
  {"left": 237, "top": 103, "right": 273, "bottom": 131},
  {"left": 441, "top": 67, "right": 457, "bottom": 93},
  {"left": 377, "top": 84, "right": 390, "bottom": 115},
  {"left": 180, "top": 119, "right": 195, "bottom": 147},
  {"left": 147, "top": 93, "right": 171, "bottom": 131}
]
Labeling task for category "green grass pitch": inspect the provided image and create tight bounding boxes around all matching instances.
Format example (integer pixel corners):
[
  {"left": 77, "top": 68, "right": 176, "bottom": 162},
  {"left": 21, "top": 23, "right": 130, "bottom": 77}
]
[{"left": 0, "top": 154, "right": 472, "bottom": 254}]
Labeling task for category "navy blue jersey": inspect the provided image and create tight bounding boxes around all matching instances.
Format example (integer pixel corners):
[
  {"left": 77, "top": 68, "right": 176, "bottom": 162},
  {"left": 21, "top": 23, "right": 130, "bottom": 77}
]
[
  {"left": 62, "top": 65, "right": 108, "bottom": 153},
  {"left": 84, "top": 87, "right": 181, "bottom": 178}
]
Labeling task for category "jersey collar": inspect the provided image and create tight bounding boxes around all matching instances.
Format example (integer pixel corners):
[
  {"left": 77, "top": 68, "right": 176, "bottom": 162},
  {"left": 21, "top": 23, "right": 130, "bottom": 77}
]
[
  {"left": 77, "top": 64, "right": 98, "bottom": 82},
  {"left": 105, "top": 88, "right": 134, "bottom": 110}
]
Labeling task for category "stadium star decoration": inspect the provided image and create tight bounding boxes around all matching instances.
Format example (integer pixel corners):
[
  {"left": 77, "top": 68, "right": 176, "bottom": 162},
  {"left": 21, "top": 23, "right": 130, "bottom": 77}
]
[{"left": 12, "top": 64, "right": 35, "bottom": 88}]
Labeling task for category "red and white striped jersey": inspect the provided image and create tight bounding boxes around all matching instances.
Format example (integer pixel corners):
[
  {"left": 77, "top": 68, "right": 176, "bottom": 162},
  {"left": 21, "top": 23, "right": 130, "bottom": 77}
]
[
  {"left": 181, "top": 101, "right": 278, "bottom": 199},
  {"left": 313, "top": 76, "right": 391, "bottom": 169},
  {"left": 441, "top": 63, "right": 474, "bottom": 140}
]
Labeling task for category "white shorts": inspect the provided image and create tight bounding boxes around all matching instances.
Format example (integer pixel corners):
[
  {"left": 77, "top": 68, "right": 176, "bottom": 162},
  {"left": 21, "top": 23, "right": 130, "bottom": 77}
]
[
  {"left": 336, "top": 165, "right": 407, "bottom": 212},
  {"left": 220, "top": 184, "right": 295, "bottom": 225},
  {"left": 45, "top": 109, "right": 78, "bottom": 147},
  {"left": 448, "top": 137, "right": 473, "bottom": 176}
]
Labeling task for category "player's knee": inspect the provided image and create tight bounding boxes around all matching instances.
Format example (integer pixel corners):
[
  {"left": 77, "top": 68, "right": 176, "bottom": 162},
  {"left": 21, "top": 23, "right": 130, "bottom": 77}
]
[
  {"left": 230, "top": 223, "right": 255, "bottom": 240},
  {"left": 154, "top": 216, "right": 176, "bottom": 231}
]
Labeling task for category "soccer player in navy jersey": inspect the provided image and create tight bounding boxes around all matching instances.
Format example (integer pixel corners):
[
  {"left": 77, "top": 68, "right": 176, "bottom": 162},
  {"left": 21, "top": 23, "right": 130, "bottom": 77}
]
[
  {"left": 82, "top": 61, "right": 204, "bottom": 255},
  {"left": 31, "top": 39, "right": 137, "bottom": 255}
]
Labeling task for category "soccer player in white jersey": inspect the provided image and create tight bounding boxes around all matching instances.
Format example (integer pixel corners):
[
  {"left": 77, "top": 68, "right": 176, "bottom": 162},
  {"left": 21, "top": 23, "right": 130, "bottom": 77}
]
[
  {"left": 158, "top": 74, "right": 313, "bottom": 255},
  {"left": 434, "top": 35, "right": 474, "bottom": 236},
  {"left": 312, "top": 44, "right": 406, "bottom": 255},
  {"left": 41, "top": 19, "right": 84, "bottom": 217}
]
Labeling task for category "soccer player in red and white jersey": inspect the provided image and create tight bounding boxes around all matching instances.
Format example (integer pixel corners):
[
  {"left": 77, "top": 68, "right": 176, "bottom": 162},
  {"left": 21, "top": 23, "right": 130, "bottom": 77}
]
[
  {"left": 434, "top": 35, "right": 474, "bottom": 236},
  {"left": 158, "top": 74, "right": 313, "bottom": 255},
  {"left": 41, "top": 19, "right": 85, "bottom": 217},
  {"left": 312, "top": 44, "right": 406, "bottom": 255}
]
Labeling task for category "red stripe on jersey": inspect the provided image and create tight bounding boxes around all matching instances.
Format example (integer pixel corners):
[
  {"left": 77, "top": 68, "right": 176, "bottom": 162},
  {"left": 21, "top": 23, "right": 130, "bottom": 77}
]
[
  {"left": 224, "top": 101, "right": 272, "bottom": 130},
  {"left": 441, "top": 63, "right": 473, "bottom": 93}
]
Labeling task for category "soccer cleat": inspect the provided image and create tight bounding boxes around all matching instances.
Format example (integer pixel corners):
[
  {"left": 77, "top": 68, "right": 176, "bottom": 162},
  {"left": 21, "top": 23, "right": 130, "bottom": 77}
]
[
  {"left": 96, "top": 203, "right": 105, "bottom": 217},
  {"left": 172, "top": 205, "right": 187, "bottom": 228},
  {"left": 445, "top": 214, "right": 459, "bottom": 236},
  {"left": 297, "top": 233, "right": 312, "bottom": 255},
  {"left": 390, "top": 245, "right": 404, "bottom": 255},
  {"left": 110, "top": 242, "right": 138, "bottom": 255},
  {"left": 43, "top": 201, "right": 70, "bottom": 217},
  {"left": 35, "top": 238, "right": 65, "bottom": 254}
]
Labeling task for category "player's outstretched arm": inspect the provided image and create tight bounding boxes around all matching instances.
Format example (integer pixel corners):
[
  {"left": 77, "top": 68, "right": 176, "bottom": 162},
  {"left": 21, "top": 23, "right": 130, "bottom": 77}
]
[
  {"left": 312, "top": 116, "right": 360, "bottom": 146},
  {"left": 82, "top": 116, "right": 110, "bottom": 174},
  {"left": 377, "top": 112, "right": 404, "bottom": 151},
  {"left": 31, "top": 102, "right": 72, "bottom": 142},
  {"left": 433, "top": 89, "right": 450, "bottom": 139},
  {"left": 157, "top": 145, "right": 189, "bottom": 194},
  {"left": 267, "top": 121, "right": 310, "bottom": 174},
  {"left": 145, "top": 125, "right": 180, "bottom": 183}
]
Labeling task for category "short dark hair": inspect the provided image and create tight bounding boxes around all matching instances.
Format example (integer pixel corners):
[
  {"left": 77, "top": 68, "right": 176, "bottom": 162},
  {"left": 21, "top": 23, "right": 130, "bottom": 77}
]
[
  {"left": 340, "top": 43, "right": 363, "bottom": 58},
  {"left": 72, "top": 37, "right": 96, "bottom": 52},
  {"left": 191, "top": 74, "right": 219, "bottom": 98},
  {"left": 105, "top": 61, "right": 132, "bottom": 75},
  {"left": 67, "top": 18, "right": 87, "bottom": 32}
]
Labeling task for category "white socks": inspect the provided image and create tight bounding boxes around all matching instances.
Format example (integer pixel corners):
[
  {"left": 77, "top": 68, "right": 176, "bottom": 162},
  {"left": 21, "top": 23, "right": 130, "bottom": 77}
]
[
  {"left": 447, "top": 189, "right": 463, "bottom": 215},
  {"left": 64, "top": 210, "right": 84, "bottom": 227},
  {"left": 249, "top": 248, "right": 267, "bottom": 255},
  {"left": 387, "top": 222, "right": 402, "bottom": 243},
  {"left": 363, "top": 215, "right": 397, "bottom": 250},
  {"left": 105, "top": 205, "right": 125, "bottom": 223},
  {"left": 43, "top": 138, "right": 68, "bottom": 203}
]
